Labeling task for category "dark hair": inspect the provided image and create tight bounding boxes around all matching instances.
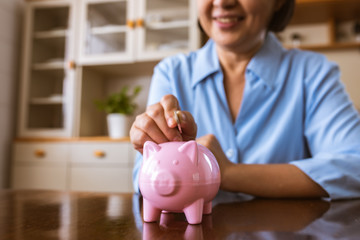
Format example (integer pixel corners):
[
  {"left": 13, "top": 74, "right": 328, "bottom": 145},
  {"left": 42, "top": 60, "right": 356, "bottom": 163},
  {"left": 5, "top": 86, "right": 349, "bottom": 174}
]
[{"left": 268, "top": 0, "right": 295, "bottom": 32}]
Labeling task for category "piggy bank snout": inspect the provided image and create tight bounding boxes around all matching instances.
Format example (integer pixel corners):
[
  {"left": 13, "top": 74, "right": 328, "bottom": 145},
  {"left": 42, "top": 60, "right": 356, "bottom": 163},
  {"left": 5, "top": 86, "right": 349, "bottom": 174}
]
[{"left": 152, "top": 170, "right": 177, "bottom": 196}]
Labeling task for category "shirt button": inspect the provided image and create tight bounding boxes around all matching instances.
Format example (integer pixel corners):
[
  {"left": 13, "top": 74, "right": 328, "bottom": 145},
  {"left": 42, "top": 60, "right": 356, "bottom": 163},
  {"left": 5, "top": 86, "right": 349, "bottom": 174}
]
[{"left": 226, "top": 149, "right": 234, "bottom": 158}]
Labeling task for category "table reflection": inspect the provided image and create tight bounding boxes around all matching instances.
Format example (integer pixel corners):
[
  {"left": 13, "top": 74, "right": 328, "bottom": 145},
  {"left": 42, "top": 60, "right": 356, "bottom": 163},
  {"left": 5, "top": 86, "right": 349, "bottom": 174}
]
[
  {"left": 210, "top": 198, "right": 330, "bottom": 239},
  {"left": 138, "top": 194, "right": 360, "bottom": 240},
  {"left": 143, "top": 213, "right": 213, "bottom": 240},
  {"left": 140, "top": 196, "right": 330, "bottom": 240},
  {"left": 0, "top": 190, "right": 360, "bottom": 240},
  {"left": 73, "top": 193, "right": 141, "bottom": 239}
]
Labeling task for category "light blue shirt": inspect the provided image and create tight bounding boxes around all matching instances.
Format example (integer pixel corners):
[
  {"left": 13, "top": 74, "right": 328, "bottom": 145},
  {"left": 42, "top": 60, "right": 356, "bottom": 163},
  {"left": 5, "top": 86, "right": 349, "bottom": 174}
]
[{"left": 132, "top": 33, "right": 360, "bottom": 200}]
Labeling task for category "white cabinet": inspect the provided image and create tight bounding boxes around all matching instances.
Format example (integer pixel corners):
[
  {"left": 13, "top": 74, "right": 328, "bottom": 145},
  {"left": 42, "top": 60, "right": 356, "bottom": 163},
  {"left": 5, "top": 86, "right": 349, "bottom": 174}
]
[
  {"left": 13, "top": 0, "right": 200, "bottom": 192},
  {"left": 69, "top": 142, "right": 135, "bottom": 192},
  {"left": 136, "top": 0, "right": 199, "bottom": 61},
  {"left": 17, "top": 0, "right": 200, "bottom": 137},
  {"left": 11, "top": 140, "right": 136, "bottom": 193},
  {"left": 78, "top": 0, "right": 199, "bottom": 65},
  {"left": 11, "top": 142, "right": 69, "bottom": 190},
  {"left": 18, "top": 0, "right": 77, "bottom": 138},
  {"left": 78, "top": 0, "right": 135, "bottom": 64}
]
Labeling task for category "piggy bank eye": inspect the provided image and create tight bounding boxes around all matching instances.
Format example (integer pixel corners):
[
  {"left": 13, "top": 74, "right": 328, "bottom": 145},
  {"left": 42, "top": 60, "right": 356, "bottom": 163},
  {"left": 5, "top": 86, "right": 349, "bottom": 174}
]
[{"left": 172, "top": 159, "right": 179, "bottom": 165}]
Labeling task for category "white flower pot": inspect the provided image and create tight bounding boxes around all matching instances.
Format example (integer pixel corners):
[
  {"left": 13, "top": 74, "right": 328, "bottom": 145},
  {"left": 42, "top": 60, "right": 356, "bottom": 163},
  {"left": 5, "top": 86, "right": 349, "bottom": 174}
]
[{"left": 107, "top": 113, "right": 131, "bottom": 139}]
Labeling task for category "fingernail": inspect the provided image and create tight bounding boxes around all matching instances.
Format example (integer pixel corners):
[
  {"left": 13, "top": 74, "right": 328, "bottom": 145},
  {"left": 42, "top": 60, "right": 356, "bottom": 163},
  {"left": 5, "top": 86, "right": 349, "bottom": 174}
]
[{"left": 167, "top": 117, "right": 176, "bottom": 127}]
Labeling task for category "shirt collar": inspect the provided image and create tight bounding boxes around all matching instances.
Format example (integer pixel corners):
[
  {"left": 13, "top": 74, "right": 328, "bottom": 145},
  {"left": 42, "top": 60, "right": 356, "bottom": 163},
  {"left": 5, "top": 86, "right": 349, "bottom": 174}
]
[
  {"left": 192, "top": 32, "right": 285, "bottom": 88},
  {"left": 247, "top": 32, "right": 285, "bottom": 88},
  {"left": 192, "top": 39, "right": 220, "bottom": 88}
]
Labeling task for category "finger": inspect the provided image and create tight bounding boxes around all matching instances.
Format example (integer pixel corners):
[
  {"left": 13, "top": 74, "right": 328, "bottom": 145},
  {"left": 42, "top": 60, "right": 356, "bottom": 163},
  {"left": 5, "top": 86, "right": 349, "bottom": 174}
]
[
  {"left": 129, "top": 125, "right": 153, "bottom": 154},
  {"left": 134, "top": 112, "right": 170, "bottom": 143},
  {"left": 195, "top": 135, "right": 208, "bottom": 148},
  {"left": 146, "top": 103, "right": 182, "bottom": 141},
  {"left": 176, "top": 111, "right": 197, "bottom": 141},
  {"left": 160, "top": 94, "right": 181, "bottom": 128}
]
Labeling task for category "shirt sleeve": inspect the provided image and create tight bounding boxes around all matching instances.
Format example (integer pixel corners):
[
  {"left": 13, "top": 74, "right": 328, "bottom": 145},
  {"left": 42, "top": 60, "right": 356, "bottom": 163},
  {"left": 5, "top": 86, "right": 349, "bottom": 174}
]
[
  {"left": 132, "top": 152, "right": 142, "bottom": 194},
  {"left": 290, "top": 56, "right": 360, "bottom": 200},
  {"left": 147, "top": 60, "right": 174, "bottom": 105},
  {"left": 132, "top": 60, "right": 174, "bottom": 193}
]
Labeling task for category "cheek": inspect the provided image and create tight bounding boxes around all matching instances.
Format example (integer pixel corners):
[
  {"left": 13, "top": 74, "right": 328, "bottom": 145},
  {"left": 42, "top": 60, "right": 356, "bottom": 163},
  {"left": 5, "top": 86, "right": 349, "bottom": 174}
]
[
  {"left": 197, "top": 1, "right": 212, "bottom": 33},
  {"left": 197, "top": 0, "right": 207, "bottom": 15},
  {"left": 243, "top": 1, "right": 275, "bottom": 30},
  {"left": 245, "top": 0, "right": 275, "bottom": 20},
  {"left": 197, "top": 1, "right": 210, "bottom": 19}
]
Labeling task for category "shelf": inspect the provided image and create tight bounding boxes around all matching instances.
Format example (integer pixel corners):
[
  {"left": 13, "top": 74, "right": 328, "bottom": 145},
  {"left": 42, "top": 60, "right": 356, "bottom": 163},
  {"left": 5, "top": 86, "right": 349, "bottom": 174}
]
[
  {"left": 146, "top": 0, "right": 188, "bottom": 11},
  {"left": 285, "top": 42, "right": 360, "bottom": 51},
  {"left": 145, "top": 8, "right": 188, "bottom": 25},
  {"left": 146, "top": 20, "right": 189, "bottom": 30},
  {"left": 33, "top": 61, "right": 65, "bottom": 70},
  {"left": 82, "top": 61, "right": 158, "bottom": 76},
  {"left": 291, "top": 0, "right": 360, "bottom": 25},
  {"left": 87, "top": 1, "right": 127, "bottom": 28},
  {"left": 34, "top": 29, "right": 68, "bottom": 39},
  {"left": 30, "top": 96, "right": 64, "bottom": 105},
  {"left": 33, "top": 6, "right": 69, "bottom": 32},
  {"left": 15, "top": 136, "right": 131, "bottom": 142},
  {"left": 90, "top": 25, "right": 127, "bottom": 35}
]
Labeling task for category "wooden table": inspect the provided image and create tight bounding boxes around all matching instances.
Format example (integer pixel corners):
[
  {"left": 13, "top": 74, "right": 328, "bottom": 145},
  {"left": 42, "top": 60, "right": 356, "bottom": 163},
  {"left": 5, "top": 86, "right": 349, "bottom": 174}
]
[{"left": 0, "top": 190, "right": 359, "bottom": 239}]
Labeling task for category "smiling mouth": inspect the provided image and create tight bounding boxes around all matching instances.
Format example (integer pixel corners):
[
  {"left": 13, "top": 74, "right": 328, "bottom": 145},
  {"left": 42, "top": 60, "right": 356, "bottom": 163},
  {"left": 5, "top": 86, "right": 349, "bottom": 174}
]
[{"left": 214, "top": 16, "right": 245, "bottom": 23}]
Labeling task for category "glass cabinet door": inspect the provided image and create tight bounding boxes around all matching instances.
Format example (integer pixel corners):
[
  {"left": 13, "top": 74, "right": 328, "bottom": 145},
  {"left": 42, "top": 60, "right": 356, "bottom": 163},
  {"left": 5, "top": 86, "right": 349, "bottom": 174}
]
[
  {"left": 18, "top": 1, "right": 76, "bottom": 137},
  {"left": 78, "top": 0, "right": 135, "bottom": 65},
  {"left": 136, "top": 0, "right": 200, "bottom": 61}
]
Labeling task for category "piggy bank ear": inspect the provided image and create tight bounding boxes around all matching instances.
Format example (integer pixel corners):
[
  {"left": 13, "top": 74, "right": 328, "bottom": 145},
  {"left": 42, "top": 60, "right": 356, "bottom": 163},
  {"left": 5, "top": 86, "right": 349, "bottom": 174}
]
[
  {"left": 178, "top": 140, "right": 198, "bottom": 166},
  {"left": 143, "top": 141, "right": 161, "bottom": 161}
]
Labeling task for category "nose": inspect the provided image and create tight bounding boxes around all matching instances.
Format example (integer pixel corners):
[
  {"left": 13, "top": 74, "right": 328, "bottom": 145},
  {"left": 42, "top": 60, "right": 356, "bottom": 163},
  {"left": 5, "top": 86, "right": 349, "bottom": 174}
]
[
  {"left": 152, "top": 170, "right": 176, "bottom": 196},
  {"left": 213, "top": 0, "right": 238, "bottom": 8}
]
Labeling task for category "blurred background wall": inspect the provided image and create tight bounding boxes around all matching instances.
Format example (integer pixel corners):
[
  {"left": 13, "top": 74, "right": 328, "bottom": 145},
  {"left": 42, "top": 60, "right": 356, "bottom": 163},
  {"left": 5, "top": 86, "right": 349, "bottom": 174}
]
[{"left": 0, "top": 0, "right": 23, "bottom": 188}]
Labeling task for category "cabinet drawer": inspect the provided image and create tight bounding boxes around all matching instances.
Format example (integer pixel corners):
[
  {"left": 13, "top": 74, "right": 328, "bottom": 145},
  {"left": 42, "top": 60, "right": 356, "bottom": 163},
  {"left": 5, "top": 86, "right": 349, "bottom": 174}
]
[
  {"left": 70, "top": 142, "right": 131, "bottom": 164},
  {"left": 70, "top": 167, "right": 133, "bottom": 193},
  {"left": 13, "top": 142, "right": 69, "bottom": 163},
  {"left": 12, "top": 163, "right": 67, "bottom": 190}
]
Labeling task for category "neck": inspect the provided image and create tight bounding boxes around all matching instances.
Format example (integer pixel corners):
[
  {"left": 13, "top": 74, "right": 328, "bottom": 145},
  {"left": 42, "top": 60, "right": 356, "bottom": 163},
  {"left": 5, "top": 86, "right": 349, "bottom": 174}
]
[{"left": 216, "top": 39, "right": 263, "bottom": 77}]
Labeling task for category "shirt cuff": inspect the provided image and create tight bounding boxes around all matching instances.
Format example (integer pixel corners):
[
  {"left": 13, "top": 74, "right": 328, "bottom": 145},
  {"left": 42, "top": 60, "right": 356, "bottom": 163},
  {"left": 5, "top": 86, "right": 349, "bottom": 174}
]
[{"left": 290, "top": 152, "right": 360, "bottom": 200}]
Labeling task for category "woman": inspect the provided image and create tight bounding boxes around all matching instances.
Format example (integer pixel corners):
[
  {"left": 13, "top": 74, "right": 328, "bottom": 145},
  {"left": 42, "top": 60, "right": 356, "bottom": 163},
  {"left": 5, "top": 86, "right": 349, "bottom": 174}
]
[{"left": 130, "top": 0, "right": 360, "bottom": 199}]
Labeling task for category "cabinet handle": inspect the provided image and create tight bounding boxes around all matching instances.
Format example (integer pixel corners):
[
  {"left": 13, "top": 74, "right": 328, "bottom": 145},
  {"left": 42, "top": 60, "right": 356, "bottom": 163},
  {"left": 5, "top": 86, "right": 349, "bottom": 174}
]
[
  {"left": 94, "top": 150, "right": 106, "bottom": 158},
  {"left": 127, "top": 20, "right": 135, "bottom": 29},
  {"left": 34, "top": 149, "right": 45, "bottom": 158},
  {"left": 136, "top": 19, "right": 144, "bottom": 28},
  {"left": 68, "top": 61, "right": 76, "bottom": 69}
]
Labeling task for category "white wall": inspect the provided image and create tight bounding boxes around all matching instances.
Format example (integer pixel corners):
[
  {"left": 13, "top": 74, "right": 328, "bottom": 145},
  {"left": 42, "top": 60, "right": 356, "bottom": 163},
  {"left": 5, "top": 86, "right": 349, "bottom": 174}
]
[
  {"left": 281, "top": 22, "right": 360, "bottom": 110},
  {"left": 0, "top": 0, "right": 23, "bottom": 188},
  {"left": 322, "top": 49, "right": 360, "bottom": 110}
]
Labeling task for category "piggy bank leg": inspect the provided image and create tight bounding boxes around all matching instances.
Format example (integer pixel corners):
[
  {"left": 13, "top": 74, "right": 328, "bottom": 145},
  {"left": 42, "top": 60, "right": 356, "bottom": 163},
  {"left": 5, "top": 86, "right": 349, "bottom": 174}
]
[
  {"left": 143, "top": 222, "right": 160, "bottom": 240},
  {"left": 203, "top": 201, "right": 212, "bottom": 215},
  {"left": 143, "top": 198, "right": 161, "bottom": 222},
  {"left": 183, "top": 198, "right": 204, "bottom": 224},
  {"left": 184, "top": 223, "right": 203, "bottom": 240}
]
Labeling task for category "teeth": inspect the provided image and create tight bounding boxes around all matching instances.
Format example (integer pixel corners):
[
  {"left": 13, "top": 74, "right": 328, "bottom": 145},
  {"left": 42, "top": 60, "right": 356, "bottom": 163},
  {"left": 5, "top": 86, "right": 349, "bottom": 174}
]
[{"left": 217, "top": 17, "right": 239, "bottom": 23}]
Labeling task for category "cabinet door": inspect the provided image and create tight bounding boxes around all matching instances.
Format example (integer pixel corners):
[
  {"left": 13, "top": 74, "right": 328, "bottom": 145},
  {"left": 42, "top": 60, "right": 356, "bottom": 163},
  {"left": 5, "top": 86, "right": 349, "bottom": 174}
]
[
  {"left": 12, "top": 163, "right": 68, "bottom": 190},
  {"left": 69, "top": 142, "right": 135, "bottom": 193},
  {"left": 18, "top": 0, "right": 77, "bottom": 138},
  {"left": 78, "top": 0, "right": 136, "bottom": 64},
  {"left": 11, "top": 142, "right": 69, "bottom": 190},
  {"left": 136, "top": 0, "right": 200, "bottom": 61}
]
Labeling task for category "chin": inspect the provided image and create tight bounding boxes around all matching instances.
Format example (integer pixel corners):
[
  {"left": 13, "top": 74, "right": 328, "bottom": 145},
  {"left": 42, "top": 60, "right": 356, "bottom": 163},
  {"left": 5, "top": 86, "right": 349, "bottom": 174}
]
[{"left": 214, "top": 37, "right": 244, "bottom": 49}]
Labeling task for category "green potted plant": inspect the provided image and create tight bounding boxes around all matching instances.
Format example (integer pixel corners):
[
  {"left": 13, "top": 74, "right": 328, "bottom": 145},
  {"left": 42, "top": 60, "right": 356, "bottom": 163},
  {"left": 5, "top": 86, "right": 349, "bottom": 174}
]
[{"left": 95, "top": 85, "right": 142, "bottom": 138}]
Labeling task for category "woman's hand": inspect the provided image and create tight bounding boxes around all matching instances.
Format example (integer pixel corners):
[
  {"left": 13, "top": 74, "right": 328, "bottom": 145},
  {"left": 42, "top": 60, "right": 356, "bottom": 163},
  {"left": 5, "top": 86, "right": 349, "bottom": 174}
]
[
  {"left": 197, "top": 134, "right": 328, "bottom": 198},
  {"left": 196, "top": 134, "right": 234, "bottom": 188},
  {"left": 130, "top": 94, "right": 197, "bottom": 154}
]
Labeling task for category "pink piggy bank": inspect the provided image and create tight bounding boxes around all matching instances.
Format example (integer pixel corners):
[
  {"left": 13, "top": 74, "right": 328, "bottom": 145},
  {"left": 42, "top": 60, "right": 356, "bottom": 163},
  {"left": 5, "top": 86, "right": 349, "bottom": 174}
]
[{"left": 139, "top": 140, "right": 221, "bottom": 224}]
